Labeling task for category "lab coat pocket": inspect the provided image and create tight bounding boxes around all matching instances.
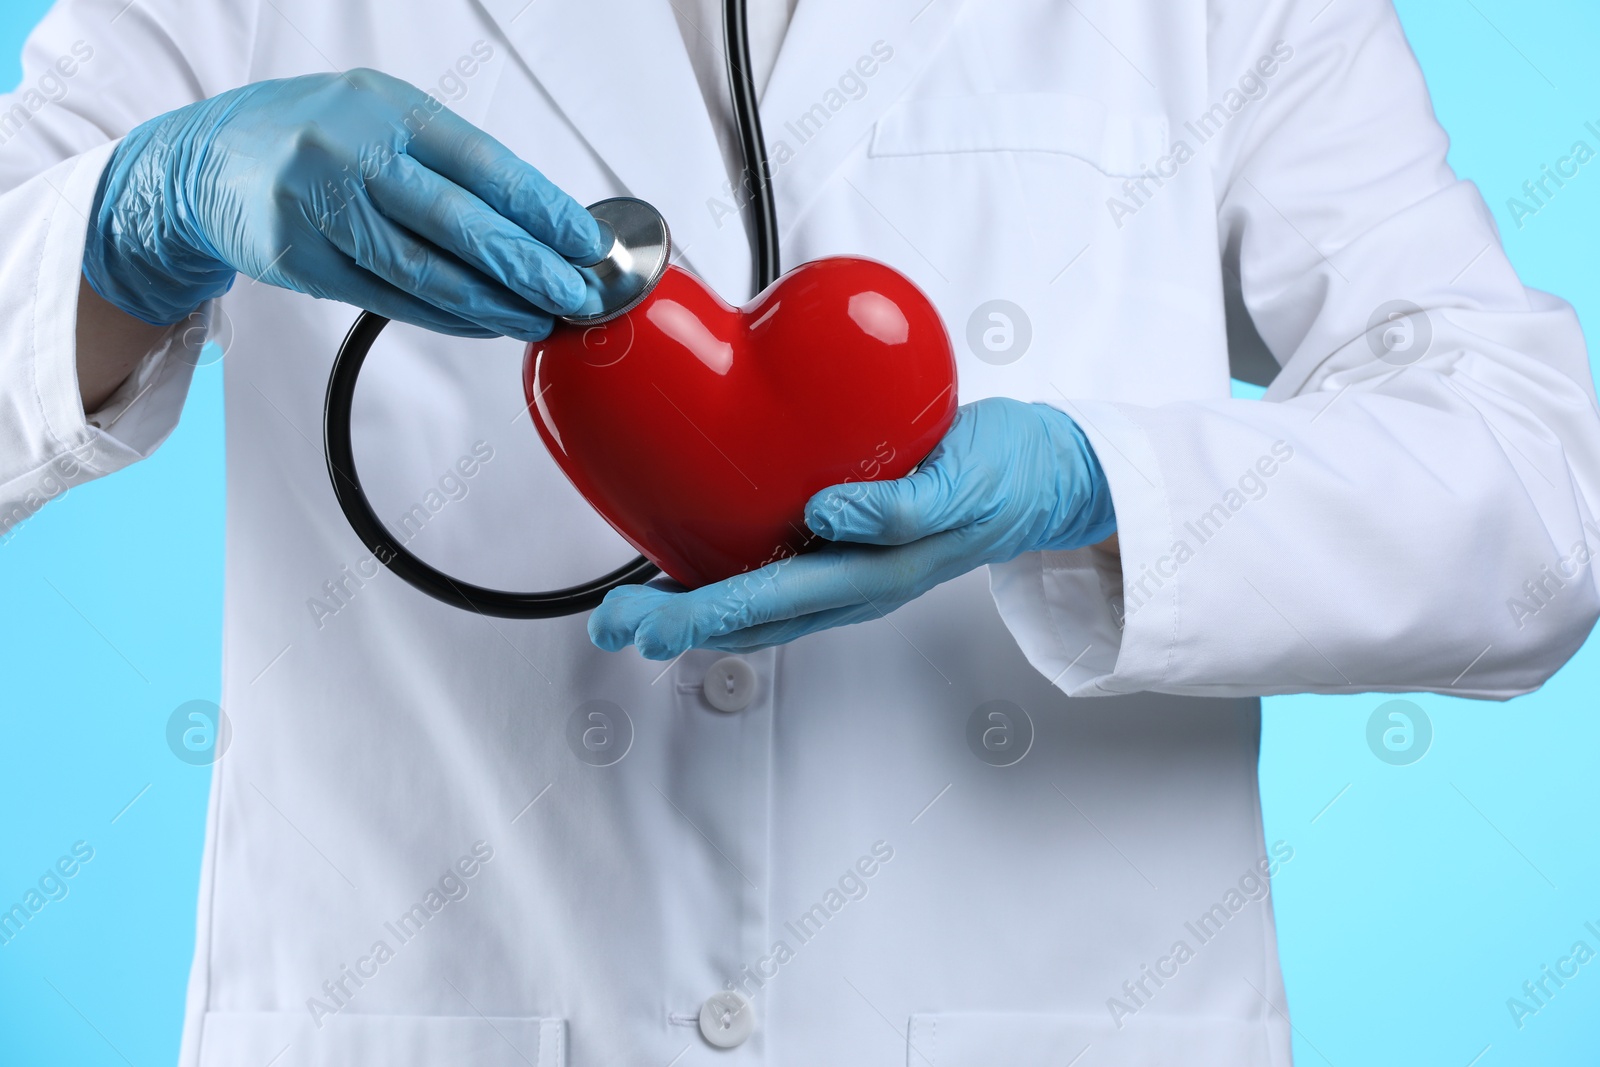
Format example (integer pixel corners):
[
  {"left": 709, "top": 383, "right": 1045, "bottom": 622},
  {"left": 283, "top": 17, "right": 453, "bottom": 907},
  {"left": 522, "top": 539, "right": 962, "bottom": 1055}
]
[
  {"left": 196, "top": 1010, "right": 566, "bottom": 1067},
  {"left": 850, "top": 90, "right": 1175, "bottom": 381},
  {"left": 906, "top": 1012, "right": 1276, "bottom": 1067},
  {"left": 868, "top": 93, "right": 1168, "bottom": 178}
]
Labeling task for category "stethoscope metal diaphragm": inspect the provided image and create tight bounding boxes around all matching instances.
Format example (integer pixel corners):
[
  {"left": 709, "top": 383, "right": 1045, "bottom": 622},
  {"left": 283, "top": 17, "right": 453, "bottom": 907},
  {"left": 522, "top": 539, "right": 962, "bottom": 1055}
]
[{"left": 561, "top": 197, "right": 672, "bottom": 325}]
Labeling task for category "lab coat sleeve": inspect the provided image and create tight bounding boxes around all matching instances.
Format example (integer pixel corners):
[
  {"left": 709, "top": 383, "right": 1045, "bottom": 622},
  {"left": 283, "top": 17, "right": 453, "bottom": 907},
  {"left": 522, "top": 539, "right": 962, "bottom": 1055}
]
[
  {"left": 0, "top": 0, "right": 254, "bottom": 539},
  {"left": 989, "top": 0, "right": 1600, "bottom": 700}
]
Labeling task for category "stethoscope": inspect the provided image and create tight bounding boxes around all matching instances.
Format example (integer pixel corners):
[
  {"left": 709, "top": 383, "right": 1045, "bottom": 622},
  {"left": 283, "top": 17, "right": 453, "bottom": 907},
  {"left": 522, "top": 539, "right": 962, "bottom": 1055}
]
[{"left": 323, "top": 0, "right": 778, "bottom": 619}]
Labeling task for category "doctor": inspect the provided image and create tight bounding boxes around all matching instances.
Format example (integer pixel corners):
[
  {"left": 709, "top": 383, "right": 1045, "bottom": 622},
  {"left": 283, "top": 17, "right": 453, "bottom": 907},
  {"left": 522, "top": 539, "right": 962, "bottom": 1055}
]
[{"left": 3, "top": 0, "right": 1597, "bottom": 1064}]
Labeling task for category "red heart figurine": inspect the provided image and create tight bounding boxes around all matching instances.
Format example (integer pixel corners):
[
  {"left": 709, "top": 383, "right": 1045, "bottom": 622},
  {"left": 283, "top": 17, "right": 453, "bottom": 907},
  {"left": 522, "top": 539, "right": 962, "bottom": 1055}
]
[{"left": 524, "top": 256, "right": 959, "bottom": 588}]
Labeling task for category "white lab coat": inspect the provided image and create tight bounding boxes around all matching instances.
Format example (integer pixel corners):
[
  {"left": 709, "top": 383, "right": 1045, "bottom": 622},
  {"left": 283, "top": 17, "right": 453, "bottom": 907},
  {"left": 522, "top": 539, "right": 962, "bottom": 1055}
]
[{"left": 3, "top": 0, "right": 1597, "bottom": 1063}]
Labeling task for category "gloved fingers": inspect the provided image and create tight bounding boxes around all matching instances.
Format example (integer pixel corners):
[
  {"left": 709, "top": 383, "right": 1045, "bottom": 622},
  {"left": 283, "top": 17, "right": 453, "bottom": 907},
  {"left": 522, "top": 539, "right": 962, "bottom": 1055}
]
[
  {"left": 803, "top": 449, "right": 992, "bottom": 546},
  {"left": 366, "top": 156, "right": 588, "bottom": 316},
  {"left": 695, "top": 602, "right": 886, "bottom": 653},
  {"left": 805, "top": 403, "right": 1007, "bottom": 546},
  {"left": 588, "top": 530, "right": 992, "bottom": 658},
  {"left": 322, "top": 198, "right": 558, "bottom": 341},
  {"left": 699, "top": 528, "right": 991, "bottom": 655},
  {"left": 289, "top": 251, "right": 504, "bottom": 339},
  {"left": 587, "top": 583, "right": 675, "bottom": 652},
  {"left": 402, "top": 106, "right": 606, "bottom": 264},
  {"left": 589, "top": 547, "right": 904, "bottom": 660}
]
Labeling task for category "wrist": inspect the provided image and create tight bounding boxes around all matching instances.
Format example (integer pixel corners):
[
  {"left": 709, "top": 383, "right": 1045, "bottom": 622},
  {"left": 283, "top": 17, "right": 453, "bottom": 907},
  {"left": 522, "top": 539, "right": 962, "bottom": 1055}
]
[
  {"left": 1034, "top": 401, "right": 1117, "bottom": 550},
  {"left": 83, "top": 113, "right": 236, "bottom": 326}
]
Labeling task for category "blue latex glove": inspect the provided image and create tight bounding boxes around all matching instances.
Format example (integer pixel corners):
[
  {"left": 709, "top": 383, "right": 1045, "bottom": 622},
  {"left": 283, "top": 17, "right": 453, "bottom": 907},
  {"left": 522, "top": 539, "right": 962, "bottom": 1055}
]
[
  {"left": 84, "top": 69, "right": 605, "bottom": 340},
  {"left": 589, "top": 397, "right": 1117, "bottom": 659}
]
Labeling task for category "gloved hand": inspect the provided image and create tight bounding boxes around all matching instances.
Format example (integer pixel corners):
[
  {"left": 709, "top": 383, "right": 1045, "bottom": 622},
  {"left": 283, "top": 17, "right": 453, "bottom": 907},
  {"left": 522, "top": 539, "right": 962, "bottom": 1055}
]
[
  {"left": 84, "top": 69, "right": 605, "bottom": 340},
  {"left": 589, "top": 397, "right": 1117, "bottom": 659}
]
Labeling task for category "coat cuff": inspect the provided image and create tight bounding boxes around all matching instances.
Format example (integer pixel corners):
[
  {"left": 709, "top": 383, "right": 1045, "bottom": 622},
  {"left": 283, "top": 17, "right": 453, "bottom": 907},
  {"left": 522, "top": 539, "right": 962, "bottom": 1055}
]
[
  {"left": 989, "top": 398, "right": 1174, "bottom": 696},
  {"left": 0, "top": 140, "right": 205, "bottom": 539}
]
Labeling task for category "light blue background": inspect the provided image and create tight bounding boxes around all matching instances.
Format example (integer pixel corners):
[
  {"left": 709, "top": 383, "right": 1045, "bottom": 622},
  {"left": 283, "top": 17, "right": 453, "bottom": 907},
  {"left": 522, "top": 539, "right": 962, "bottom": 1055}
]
[{"left": 1, "top": 2, "right": 1596, "bottom": 1064}]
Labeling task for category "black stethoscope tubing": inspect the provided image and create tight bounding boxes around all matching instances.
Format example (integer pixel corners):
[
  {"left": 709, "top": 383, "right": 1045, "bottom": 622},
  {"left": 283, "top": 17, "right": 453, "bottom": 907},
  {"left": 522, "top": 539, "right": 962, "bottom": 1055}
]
[{"left": 321, "top": 0, "right": 779, "bottom": 619}]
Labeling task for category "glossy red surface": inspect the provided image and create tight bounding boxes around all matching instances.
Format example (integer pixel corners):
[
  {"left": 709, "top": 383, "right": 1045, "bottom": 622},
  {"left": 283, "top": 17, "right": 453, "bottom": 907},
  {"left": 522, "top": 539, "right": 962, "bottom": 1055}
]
[{"left": 524, "top": 257, "right": 959, "bottom": 588}]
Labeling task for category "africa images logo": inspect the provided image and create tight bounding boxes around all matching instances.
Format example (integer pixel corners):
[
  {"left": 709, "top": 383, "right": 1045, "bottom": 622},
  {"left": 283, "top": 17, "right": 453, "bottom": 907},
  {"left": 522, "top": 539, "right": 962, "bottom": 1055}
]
[{"left": 1365, "top": 699, "right": 1432, "bottom": 766}]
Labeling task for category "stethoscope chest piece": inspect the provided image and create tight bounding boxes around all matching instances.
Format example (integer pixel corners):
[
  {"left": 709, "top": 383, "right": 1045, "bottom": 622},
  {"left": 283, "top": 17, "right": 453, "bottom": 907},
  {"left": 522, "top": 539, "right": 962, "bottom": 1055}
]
[{"left": 562, "top": 197, "right": 672, "bottom": 325}]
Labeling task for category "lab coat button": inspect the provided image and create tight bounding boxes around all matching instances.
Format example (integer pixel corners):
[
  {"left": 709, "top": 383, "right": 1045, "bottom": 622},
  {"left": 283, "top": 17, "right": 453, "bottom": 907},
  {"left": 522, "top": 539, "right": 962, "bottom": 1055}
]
[
  {"left": 703, "top": 656, "right": 756, "bottom": 713},
  {"left": 699, "top": 990, "right": 754, "bottom": 1047}
]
